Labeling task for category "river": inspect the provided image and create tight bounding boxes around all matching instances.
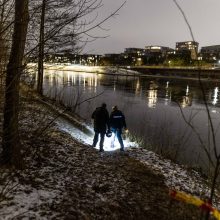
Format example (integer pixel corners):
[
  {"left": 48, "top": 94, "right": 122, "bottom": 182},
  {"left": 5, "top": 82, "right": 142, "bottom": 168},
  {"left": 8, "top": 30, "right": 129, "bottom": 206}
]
[{"left": 40, "top": 68, "right": 220, "bottom": 170}]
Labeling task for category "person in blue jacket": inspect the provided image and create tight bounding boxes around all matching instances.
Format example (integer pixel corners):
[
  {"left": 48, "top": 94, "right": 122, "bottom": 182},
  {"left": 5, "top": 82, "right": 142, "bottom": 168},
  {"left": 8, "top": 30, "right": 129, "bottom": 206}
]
[
  {"left": 91, "top": 103, "right": 110, "bottom": 152},
  {"left": 109, "top": 106, "right": 127, "bottom": 151}
]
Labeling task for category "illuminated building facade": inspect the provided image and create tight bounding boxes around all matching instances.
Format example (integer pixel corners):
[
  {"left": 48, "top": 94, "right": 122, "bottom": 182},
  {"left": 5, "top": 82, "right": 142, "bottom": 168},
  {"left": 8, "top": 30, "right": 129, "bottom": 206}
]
[
  {"left": 124, "top": 48, "right": 145, "bottom": 56},
  {"left": 45, "top": 54, "right": 101, "bottom": 65},
  {"left": 176, "top": 41, "right": 199, "bottom": 60},
  {"left": 145, "top": 46, "right": 174, "bottom": 56},
  {"left": 144, "top": 46, "right": 174, "bottom": 65},
  {"left": 200, "top": 45, "right": 220, "bottom": 61},
  {"left": 123, "top": 48, "right": 146, "bottom": 65}
]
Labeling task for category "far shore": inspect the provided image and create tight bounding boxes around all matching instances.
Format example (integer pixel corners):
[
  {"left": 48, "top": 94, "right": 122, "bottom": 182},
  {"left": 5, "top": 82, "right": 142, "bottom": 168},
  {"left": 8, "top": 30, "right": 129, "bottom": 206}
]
[{"left": 27, "top": 63, "right": 220, "bottom": 81}]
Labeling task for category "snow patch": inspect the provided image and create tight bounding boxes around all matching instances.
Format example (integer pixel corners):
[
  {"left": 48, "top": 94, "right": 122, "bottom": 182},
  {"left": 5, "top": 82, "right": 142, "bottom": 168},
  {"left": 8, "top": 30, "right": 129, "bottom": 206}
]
[{"left": 56, "top": 119, "right": 138, "bottom": 152}]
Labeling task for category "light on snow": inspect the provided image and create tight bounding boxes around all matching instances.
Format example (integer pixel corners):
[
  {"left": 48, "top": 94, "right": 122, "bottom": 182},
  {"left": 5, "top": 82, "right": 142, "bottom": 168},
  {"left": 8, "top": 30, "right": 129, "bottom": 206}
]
[{"left": 56, "top": 119, "right": 137, "bottom": 152}]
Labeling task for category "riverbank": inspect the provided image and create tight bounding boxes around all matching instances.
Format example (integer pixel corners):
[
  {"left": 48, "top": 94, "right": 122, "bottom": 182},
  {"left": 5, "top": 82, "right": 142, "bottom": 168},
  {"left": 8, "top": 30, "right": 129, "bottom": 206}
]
[
  {"left": 0, "top": 86, "right": 219, "bottom": 219},
  {"left": 131, "top": 66, "right": 220, "bottom": 81},
  {"left": 27, "top": 63, "right": 220, "bottom": 81},
  {"left": 27, "top": 63, "right": 141, "bottom": 77}
]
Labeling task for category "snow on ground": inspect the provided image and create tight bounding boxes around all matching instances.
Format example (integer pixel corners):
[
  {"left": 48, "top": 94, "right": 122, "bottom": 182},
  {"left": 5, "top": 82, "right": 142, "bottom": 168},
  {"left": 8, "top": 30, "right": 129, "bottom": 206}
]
[
  {"left": 56, "top": 118, "right": 220, "bottom": 209},
  {"left": 0, "top": 97, "right": 219, "bottom": 219},
  {"left": 56, "top": 118, "right": 137, "bottom": 152}
]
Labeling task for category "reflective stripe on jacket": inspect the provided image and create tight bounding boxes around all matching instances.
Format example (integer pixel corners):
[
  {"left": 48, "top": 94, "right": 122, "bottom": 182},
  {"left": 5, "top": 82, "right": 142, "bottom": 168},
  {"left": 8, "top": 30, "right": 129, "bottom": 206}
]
[{"left": 110, "top": 110, "right": 126, "bottom": 129}]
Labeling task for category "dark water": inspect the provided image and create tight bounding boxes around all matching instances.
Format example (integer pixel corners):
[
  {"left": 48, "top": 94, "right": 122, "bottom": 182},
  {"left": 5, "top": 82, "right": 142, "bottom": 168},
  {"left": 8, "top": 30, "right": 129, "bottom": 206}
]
[{"left": 41, "top": 69, "right": 220, "bottom": 169}]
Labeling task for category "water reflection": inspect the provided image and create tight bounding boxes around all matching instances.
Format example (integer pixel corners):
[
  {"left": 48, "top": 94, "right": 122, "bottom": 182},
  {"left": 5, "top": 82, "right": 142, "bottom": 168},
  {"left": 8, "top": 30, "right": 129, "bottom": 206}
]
[
  {"left": 40, "top": 70, "right": 220, "bottom": 169},
  {"left": 44, "top": 69, "right": 98, "bottom": 88},
  {"left": 180, "top": 85, "right": 192, "bottom": 108},
  {"left": 147, "top": 81, "right": 158, "bottom": 108},
  {"left": 42, "top": 69, "right": 220, "bottom": 115},
  {"left": 135, "top": 78, "right": 141, "bottom": 96},
  {"left": 181, "top": 96, "right": 192, "bottom": 108},
  {"left": 165, "top": 81, "right": 171, "bottom": 105},
  {"left": 212, "top": 87, "right": 219, "bottom": 105}
]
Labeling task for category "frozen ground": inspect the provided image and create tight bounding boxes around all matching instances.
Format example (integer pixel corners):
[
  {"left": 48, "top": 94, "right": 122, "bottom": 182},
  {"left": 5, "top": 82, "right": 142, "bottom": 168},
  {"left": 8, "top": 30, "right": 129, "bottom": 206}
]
[
  {"left": 57, "top": 118, "right": 216, "bottom": 201},
  {"left": 0, "top": 93, "right": 219, "bottom": 219}
]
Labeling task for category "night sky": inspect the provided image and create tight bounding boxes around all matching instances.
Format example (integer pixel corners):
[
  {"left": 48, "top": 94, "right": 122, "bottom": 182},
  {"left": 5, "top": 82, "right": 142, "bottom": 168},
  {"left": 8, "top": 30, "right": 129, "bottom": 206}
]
[{"left": 83, "top": 0, "right": 220, "bottom": 54}]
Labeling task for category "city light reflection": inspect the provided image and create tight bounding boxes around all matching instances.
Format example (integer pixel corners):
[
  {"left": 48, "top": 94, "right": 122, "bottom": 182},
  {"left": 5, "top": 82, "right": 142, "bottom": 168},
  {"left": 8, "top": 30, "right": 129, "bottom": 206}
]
[
  {"left": 147, "top": 81, "right": 158, "bottom": 108},
  {"left": 164, "top": 81, "right": 170, "bottom": 105},
  {"left": 135, "top": 78, "right": 141, "bottom": 95},
  {"left": 212, "top": 87, "right": 219, "bottom": 105},
  {"left": 186, "top": 85, "right": 189, "bottom": 96},
  {"left": 180, "top": 85, "right": 191, "bottom": 108}
]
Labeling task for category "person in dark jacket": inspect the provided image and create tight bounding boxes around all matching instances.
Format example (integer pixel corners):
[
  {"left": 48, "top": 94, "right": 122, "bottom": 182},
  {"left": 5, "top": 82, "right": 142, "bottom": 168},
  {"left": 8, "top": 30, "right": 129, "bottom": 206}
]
[
  {"left": 109, "top": 106, "right": 127, "bottom": 151},
  {"left": 91, "top": 103, "right": 110, "bottom": 152}
]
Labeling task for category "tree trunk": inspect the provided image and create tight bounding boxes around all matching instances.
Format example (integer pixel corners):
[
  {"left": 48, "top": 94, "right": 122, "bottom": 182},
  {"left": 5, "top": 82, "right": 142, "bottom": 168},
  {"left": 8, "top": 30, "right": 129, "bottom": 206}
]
[
  {"left": 37, "top": 0, "right": 46, "bottom": 96},
  {"left": 2, "top": 0, "right": 29, "bottom": 167},
  {"left": 0, "top": 0, "right": 8, "bottom": 75}
]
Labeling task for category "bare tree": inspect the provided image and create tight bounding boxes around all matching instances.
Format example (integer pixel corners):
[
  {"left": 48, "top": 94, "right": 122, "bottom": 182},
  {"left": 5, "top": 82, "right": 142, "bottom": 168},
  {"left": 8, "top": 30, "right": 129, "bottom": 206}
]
[
  {"left": 0, "top": 0, "right": 126, "bottom": 167},
  {"left": 2, "top": 0, "right": 29, "bottom": 167},
  {"left": 0, "top": 0, "right": 14, "bottom": 78},
  {"left": 173, "top": 1, "right": 220, "bottom": 219},
  {"left": 37, "top": 0, "right": 45, "bottom": 95},
  {"left": 28, "top": 0, "right": 126, "bottom": 95}
]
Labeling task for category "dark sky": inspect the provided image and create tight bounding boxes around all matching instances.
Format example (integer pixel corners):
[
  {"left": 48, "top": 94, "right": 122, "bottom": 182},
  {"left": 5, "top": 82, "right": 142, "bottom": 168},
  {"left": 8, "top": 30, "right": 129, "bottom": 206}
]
[{"left": 83, "top": 0, "right": 220, "bottom": 54}]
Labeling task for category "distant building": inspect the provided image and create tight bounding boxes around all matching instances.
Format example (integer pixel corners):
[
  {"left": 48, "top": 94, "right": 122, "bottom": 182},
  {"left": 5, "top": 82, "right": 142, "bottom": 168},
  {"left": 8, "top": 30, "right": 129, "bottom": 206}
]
[
  {"left": 45, "top": 53, "right": 70, "bottom": 63},
  {"left": 79, "top": 54, "right": 101, "bottom": 66},
  {"left": 45, "top": 53, "right": 101, "bottom": 65},
  {"left": 145, "top": 45, "right": 174, "bottom": 56},
  {"left": 123, "top": 48, "right": 146, "bottom": 65},
  {"left": 200, "top": 45, "right": 220, "bottom": 61},
  {"left": 176, "top": 41, "right": 199, "bottom": 60},
  {"left": 124, "top": 48, "right": 145, "bottom": 56},
  {"left": 101, "top": 53, "right": 123, "bottom": 66},
  {"left": 104, "top": 53, "right": 122, "bottom": 58}
]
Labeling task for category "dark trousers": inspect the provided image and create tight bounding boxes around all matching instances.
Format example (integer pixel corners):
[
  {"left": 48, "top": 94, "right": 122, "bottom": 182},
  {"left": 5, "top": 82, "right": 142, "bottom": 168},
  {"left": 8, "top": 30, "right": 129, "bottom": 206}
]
[
  {"left": 93, "top": 131, "right": 105, "bottom": 150},
  {"left": 111, "top": 128, "right": 124, "bottom": 150}
]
